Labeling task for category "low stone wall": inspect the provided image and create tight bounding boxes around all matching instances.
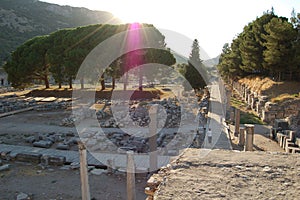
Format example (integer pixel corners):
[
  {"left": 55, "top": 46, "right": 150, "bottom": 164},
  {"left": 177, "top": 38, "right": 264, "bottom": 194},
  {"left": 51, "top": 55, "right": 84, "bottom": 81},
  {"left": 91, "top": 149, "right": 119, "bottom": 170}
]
[{"left": 232, "top": 81, "right": 300, "bottom": 132}]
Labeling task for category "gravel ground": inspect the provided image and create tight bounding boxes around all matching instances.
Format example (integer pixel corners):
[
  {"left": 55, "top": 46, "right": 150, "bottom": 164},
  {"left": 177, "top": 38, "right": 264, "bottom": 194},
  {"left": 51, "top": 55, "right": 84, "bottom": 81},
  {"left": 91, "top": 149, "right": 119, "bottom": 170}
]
[
  {"left": 0, "top": 162, "right": 147, "bottom": 200},
  {"left": 152, "top": 149, "right": 300, "bottom": 200}
]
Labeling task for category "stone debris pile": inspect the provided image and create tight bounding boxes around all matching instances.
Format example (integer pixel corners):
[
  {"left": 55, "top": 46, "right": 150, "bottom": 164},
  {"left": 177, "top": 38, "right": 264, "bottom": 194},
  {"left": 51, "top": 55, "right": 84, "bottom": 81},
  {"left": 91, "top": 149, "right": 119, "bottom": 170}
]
[
  {"left": 129, "top": 102, "right": 150, "bottom": 127},
  {"left": 56, "top": 96, "right": 201, "bottom": 154},
  {"left": 95, "top": 100, "right": 112, "bottom": 120},
  {"left": 0, "top": 95, "right": 37, "bottom": 113},
  {"left": 35, "top": 101, "right": 71, "bottom": 111},
  {"left": 80, "top": 130, "right": 145, "bottom": 153},
  {"left": 60, "top": 107, "right": 94, "bottom": 127},
  {"left": 65, "top": 97, "right": 198, "bottom": 129},
  {"left": 0, "top": 95, "right": 72, "bottom": 114},
  {"left": 79, "top": 129, "right": 194, "bottom": 155},
  {"left": 25, "top": 132, "right": 79, "bottom": 150}
]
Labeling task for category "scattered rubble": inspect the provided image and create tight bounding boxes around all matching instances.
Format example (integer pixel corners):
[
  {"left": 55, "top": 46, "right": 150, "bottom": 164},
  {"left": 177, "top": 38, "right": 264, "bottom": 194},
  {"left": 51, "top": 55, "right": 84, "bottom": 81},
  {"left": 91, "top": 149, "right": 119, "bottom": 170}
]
[
  {"left": 0, "top": 164, "right": 10, "bottom": 171},
  {"left": 90, "top": 168, "right": 106, "bottom": 175},
  {"left": 60, "top": 107, "right": 94, "bottom": 127},
  {"left": 0, "top": 95, "right": 36, "bottom": 113},
  {"left": 34, "top": 101, "right": 71, "bottom": 111},
  {"left": 0, "top": 95, "right": 71, "bottom": 115},
  {"left": 16, "top": 192, "right": 30, "bottom": 200}
]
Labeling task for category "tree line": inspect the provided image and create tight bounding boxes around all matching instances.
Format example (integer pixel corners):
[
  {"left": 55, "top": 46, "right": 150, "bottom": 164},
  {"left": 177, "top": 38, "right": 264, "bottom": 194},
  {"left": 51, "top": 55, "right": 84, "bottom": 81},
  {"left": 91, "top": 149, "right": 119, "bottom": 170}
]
[
  {"left": 3, "top": 23, "right": 176, "bottom": 90},
  {"left": 218, "top": 9, "right": 300, "bottom": 82}
]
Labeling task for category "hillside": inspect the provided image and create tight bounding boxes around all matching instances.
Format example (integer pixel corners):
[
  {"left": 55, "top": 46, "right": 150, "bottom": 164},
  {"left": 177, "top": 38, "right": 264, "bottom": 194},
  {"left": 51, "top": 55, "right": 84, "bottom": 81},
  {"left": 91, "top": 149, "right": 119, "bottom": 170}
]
[
  {"left": 238, "top": 76, "right": 300, "bottom": 102},
  {"left": 0, "top": 0, "right": 121, "bottom": 65},
  {"left": 203, "top": 55, "right": 220, "bottom": 68},
  {"left": 172, "top": 51, "right": 188, "bottom": 64}
]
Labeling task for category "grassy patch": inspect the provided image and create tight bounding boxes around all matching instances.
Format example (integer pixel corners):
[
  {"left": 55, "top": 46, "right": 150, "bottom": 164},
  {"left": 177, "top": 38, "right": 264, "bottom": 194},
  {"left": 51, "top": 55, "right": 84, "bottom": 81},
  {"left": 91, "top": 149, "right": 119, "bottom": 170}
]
[
  {"left": 230, "top": 97, "right": 247, "bottom": 109},
  {"left": 230, "top": 96, "right": 265, "bottom": 125},
  {"left": 240, "top": 111, "right": 264, "bottom": 125}
]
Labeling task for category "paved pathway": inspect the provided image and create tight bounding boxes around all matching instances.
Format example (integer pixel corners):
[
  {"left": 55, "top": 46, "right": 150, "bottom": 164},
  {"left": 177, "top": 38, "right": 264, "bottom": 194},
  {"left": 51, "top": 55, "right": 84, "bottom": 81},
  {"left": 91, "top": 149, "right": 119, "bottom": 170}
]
[{"left": 202, "top": 80, "right": 232, "bottom": 150}]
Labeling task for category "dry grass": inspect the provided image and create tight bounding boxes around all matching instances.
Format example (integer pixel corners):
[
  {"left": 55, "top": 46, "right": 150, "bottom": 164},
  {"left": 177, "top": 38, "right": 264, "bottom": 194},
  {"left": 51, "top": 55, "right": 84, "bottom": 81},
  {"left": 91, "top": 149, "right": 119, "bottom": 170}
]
[
  {"left": 238, "top": 76, "right": 275, "bottom": 94},
  {"left": 271, "top": 93, "right": 299, "bottom": 103},
  {"left": 238, "top": 76, "right": 300, "bottom": 99}
]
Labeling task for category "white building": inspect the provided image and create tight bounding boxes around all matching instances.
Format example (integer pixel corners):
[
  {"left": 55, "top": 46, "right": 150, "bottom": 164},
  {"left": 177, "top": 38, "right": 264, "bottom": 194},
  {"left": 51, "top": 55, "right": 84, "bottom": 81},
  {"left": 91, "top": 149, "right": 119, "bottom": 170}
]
[{"left": 0, "top": 68, "right": 8, "bottom": 86}]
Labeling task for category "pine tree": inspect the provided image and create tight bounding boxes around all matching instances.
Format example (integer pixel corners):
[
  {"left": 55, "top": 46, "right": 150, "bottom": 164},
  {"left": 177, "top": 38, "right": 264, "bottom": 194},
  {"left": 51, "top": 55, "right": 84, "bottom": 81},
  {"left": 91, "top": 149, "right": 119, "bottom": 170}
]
[
  {"left": 239, "top": 13, "right": 275, "bottom": 75},
  {"left": 239, "top": 24, "right": 262, "bottom": 73},
  {"left": 217, "top": 38, "right": 245, "bottom": 81},
  {"left": 263, "top": 17, "right": 297, "bottom": 81},
  {"left": 183, "top": 39, "right": 206, "bottom": 90},
  {"left": 189, "top": 39, "right": 202, "bottom": 66},
  {"left": 291, "top": 9, "right": 300, "bottom": 80}
]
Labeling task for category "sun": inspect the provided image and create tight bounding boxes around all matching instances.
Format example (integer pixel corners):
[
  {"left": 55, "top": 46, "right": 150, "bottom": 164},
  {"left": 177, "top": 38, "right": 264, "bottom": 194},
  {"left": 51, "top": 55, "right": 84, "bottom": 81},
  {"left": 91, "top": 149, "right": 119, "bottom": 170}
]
[{"left": 112, "top": 7, "right": 152, "bottom": 24}]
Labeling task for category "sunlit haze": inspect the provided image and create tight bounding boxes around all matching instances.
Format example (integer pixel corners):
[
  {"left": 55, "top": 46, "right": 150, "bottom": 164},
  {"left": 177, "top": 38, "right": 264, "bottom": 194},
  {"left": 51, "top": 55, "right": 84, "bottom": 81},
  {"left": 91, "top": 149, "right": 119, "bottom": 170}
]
[{"left": 41, "top": 0, "right": 300, "bottom": 59}]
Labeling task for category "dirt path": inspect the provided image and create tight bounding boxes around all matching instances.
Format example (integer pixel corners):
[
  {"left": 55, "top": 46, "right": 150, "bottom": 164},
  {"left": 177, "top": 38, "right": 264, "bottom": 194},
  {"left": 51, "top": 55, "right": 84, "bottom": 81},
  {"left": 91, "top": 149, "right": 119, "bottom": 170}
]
[{"left": 229, "top": 124, "right": 285, "bottom": 152}]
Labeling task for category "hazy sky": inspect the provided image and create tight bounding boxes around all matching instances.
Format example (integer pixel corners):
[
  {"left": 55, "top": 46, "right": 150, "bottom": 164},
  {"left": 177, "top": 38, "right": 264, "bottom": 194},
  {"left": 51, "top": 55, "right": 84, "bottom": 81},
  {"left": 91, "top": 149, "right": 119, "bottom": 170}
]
[{"left": 41, "top": 0, "right": 299, "bottom": 59}]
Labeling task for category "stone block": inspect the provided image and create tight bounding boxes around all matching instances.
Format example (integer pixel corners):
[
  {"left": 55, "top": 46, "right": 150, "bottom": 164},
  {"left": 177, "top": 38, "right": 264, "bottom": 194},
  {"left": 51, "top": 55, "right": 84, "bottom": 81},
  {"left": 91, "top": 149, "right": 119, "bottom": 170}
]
[
  {"left": 16, "top": 192, "right": 29, "bottom": 200},
  {"left": 117, "top": 146, "right": 137, "bottom": 153},
  {"left": 45, "top": 136, "right": 55, "bottom": 143},
  {"left": 145, "top": 187, "right": 156, "bottom": 196},
  {"left": 147, "top": 176, "right": 162, "bottom": 187},
  {"left": 276, "top": 111, "right": 284, "bottom": 119},
  {"left": 284, "top": 109, "right": 298, "bottom": 116},
  {"left": 0, "top": 151, "right": 11, "bottom": 160},
  {"left": 25, "top": 136, "right": 36, "bottom": 144},
  {"left": 262, "top": 110, "right": 277, "bottom": 123},
  {"left": 41, "top": 155, "right": 66, "bottom": 166},
  {"left": 0, "top": 164, "right": 10, "bottom": 172},
  {"left": 66, "top": 132, "right": 75, "bottom": 137},
  {"left": 16, "top": 152, "right": 42, "bottom": 163},
  {"left": 90, "top": 168, "right": 106, "bottom": 175},
  {"left": 286, "top": 104, "right": 297, "bottom": 110},
  {"left": 56, "top": 143, "right": 70, "bottom": 150},
  {"left": 33, "top": 140, "right": 52, "bottom": 148},
  {"left": 265, "top": 102, "right": 281, "bottom": 112},
  {"left": 70, "top": 162, "right": 80, "bottom": 170}
]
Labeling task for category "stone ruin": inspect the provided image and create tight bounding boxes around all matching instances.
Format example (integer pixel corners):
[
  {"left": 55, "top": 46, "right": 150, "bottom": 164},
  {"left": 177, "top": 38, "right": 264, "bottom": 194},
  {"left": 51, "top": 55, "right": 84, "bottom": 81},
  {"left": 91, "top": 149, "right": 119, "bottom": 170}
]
[
  {"left": 0, "top": 94, "right": 37, "bottom": 113},
  {"left": 0, "top": 94, "right": 72, "bottom": 115},
  {"left": 61, "top": 97, "right": 197, "bottom": 129},
  {"left": 232, "top": 80, "right": 300, "bottom": 134},
  {"left": 0, "top": 88, "right": 209, "bottom": 158},
  {"left": 57, "top": 94, "right": 210, "bottom": 155},
  {"left": 25, "top": 131, "right": 79, "bottom": 151}
]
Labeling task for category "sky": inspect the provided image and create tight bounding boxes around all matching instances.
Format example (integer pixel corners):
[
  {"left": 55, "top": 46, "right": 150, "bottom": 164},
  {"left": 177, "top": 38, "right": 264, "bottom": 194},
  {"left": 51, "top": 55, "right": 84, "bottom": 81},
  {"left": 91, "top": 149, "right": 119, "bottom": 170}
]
[{"left": 41, "top": 0, "right": 300, "bottom": 59}]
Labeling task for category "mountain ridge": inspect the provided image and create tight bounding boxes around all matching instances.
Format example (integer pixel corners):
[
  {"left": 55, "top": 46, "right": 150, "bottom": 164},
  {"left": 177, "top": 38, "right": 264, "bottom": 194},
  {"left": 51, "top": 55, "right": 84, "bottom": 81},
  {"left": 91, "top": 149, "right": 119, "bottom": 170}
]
[{"left": 0, "top": 0, "right": 121, "bottom": 65}]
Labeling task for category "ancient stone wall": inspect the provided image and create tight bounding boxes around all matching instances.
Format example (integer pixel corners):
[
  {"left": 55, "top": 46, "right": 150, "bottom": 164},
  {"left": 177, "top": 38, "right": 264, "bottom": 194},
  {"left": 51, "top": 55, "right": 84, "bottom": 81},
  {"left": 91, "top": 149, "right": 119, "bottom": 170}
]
[{"left": 232, "top": 81, "right": 300, "bottom": 133}]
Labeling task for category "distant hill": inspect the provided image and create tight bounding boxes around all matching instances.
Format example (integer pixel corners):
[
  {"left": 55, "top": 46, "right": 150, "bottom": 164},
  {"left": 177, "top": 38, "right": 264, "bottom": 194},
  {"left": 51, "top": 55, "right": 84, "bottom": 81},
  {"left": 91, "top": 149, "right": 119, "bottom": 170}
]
[
  {"left": 0, "top": 0, "right": 121, "bottom": 65},
  {"left": 172, "top": 51, "right": 188, "bottom": 64},
  {"left": 173, "top": 51, "right": 220, "bottom": 70},
  {"left": 203, "top": 55, "right": 220, "bottom": 68}
]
